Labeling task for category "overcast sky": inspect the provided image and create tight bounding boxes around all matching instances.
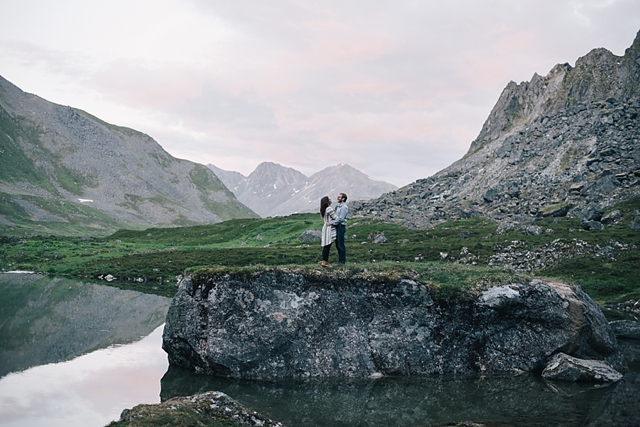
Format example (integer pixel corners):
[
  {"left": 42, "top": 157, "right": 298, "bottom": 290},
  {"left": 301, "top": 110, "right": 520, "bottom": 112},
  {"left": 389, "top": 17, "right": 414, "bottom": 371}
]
[{"left": 2, "top": 1, "right": 639, "bottom": 187}]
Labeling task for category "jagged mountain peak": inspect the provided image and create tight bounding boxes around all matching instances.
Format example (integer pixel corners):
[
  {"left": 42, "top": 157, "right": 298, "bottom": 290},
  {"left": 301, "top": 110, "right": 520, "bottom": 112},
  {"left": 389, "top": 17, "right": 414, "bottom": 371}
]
[
  {"left": 351, "top": 30, "right": 640, "bottom": 229},
  {"left": 468, "top": 29, "right": 640, "bottom": 157},
  {"left": 247, "top": 162, "right": 308, "bottom": 185},
  {"left": 208, "top": 162, "right": 397, "bottom": 217},
  {"left": 308, "top": 164, "right": 379, "bottom": 188}
]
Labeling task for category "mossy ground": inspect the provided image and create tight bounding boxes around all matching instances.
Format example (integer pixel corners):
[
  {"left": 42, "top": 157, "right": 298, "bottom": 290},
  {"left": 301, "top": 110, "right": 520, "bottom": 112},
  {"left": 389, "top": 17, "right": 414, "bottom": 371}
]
[
  {"left": 190, "top": 262, "right": 523, "bottom": 302},
  {"left": 1, "top": 198, "right": 639, "bottom": 305},
  {"left": 106, "top": 405, "right": 240, "bottom": 427}
]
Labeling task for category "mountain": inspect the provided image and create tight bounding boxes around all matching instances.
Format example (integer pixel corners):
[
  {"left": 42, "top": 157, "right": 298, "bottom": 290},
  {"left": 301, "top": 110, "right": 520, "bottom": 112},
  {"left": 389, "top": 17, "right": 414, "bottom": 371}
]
[
  {"left": 351, "top": 30, "right": 640, "bottom": 229},
  {"left": 281, "top": 164, "right": 398, "bottom": 216},
  {"left": 0, "top": 76, "right": 257, "bottom": 236},
  {"left": 207, "top": 162, "right": 398, "bottom": 217},
  {"left": 207, "top": 164, "right": 247, "bottom": 195}
]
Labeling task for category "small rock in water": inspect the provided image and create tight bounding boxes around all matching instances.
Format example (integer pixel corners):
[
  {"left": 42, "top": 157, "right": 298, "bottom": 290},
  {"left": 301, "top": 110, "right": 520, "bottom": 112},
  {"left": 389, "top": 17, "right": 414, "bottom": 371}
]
[
  {"left": 542, "top": 353, "right": 623, "bottom": 383},
  {"left": 609, "top": 320, "right": 640, "bottom": 339}
]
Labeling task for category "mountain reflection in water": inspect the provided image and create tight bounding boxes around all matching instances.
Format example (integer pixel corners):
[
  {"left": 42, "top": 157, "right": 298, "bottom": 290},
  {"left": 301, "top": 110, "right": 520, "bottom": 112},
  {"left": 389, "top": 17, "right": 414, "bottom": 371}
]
[
  {"left": 0, "top": 273, "right": 170, "bottom": 378},
  {"left": 0, "top": 325, "right": 168, "bottom": 427},
  {"left": 0, "top": 273, "right": 171, "bottom": 427},
  {"left": 1, "top": 273, "right": 639, "bottom": 427},
  {"left": 161, "top": 366, "right": 635, "bottom": 427}
]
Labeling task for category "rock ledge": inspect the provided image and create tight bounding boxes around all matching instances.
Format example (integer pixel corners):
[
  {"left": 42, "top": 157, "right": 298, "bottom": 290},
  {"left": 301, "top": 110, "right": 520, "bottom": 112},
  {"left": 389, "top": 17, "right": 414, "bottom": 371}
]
[{"left": 163, "top": 269, "right": 626, "bottom": 379}]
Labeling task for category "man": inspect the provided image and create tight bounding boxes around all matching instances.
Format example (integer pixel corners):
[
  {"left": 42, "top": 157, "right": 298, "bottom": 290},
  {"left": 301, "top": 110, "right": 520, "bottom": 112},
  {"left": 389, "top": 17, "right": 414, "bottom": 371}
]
[{"left": 330, "top": 192, "right": 348, "bottom": 264}]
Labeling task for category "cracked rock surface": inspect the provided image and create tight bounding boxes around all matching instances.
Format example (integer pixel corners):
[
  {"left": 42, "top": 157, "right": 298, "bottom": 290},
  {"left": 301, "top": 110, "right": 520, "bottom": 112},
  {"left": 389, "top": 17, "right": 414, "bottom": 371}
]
[{"left": 162, "top": 270, "right": 626, "bottom": 379}]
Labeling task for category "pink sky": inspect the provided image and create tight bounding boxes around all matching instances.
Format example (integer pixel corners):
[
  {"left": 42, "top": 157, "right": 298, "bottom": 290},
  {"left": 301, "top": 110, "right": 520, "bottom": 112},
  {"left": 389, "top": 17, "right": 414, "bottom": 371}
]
[{"left": 2, "top": 0, "right": 639, "bottom": 186}]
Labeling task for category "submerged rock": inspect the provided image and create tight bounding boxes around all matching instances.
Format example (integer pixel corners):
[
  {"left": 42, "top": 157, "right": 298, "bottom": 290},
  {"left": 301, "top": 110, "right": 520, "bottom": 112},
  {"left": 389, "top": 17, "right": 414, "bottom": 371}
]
[
  {"left": 162, "top": 270, "right": 626, "bottom": 379},
  {"left": 541, "top": 353, "right": 623, "bottom": 382}
]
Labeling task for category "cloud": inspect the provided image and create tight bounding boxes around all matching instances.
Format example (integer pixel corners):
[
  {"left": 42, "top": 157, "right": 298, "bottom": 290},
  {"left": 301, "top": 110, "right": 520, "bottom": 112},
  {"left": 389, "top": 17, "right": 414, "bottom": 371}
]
[
  {"left": 2, "top": 0, "right": 640, "bottom": 186},
  {"left": 90, "top": 61, "right": 205, "bottom": 109}
]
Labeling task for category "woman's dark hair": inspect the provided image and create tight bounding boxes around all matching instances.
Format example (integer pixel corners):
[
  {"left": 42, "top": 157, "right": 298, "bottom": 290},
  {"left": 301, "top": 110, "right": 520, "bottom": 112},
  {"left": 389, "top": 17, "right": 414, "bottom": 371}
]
[{"left": 320, "top": 196, "right": 329, "bottom": 218}]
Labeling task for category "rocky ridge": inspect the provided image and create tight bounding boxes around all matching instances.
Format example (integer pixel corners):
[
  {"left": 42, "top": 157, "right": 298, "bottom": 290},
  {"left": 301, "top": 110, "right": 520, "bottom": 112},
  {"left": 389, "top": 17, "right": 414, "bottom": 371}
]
[
  {"left": 0, "top": 75, "right": 256, "bottom": 235},
  {"left": 351, "top": 31, "right": 640, "bottom": 230}
]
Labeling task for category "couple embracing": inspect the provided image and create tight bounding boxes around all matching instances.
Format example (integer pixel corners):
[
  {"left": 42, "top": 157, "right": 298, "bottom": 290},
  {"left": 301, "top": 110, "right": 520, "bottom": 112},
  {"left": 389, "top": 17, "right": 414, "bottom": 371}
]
[{"left": 320, "top": 193, "right": 348, "bottom": 267}]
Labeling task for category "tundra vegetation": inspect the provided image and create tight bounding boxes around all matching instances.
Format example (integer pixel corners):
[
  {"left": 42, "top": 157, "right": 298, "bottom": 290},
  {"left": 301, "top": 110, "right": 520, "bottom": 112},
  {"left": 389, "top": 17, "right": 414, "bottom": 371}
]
[{"left": 1, "top": 196, "right": 638, "bottom": 320}]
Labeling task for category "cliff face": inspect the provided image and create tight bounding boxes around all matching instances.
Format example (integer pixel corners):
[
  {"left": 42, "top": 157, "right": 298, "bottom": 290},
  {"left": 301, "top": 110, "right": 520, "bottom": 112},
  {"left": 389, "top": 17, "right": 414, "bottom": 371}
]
[
  {"left": 351, "top": 31, "right": 640, "bottom": 229},
  {"left": 0, "top": 76, "right": 257, "bottom": 235},
  {"left": 162, "top": 269, "right": 625, "bottom": 379}
]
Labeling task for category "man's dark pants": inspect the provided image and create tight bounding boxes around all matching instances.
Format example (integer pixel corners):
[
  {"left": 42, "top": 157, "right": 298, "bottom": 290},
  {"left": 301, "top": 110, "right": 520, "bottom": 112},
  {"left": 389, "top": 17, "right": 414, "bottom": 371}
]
[{"left": 336, "top": 224, "right": 346, "bottom": 264}]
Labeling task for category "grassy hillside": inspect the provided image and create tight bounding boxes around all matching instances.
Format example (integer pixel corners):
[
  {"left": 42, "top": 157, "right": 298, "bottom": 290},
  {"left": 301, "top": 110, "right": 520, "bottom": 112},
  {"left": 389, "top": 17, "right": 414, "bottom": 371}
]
[
  {"left": 0, "top": 79, "right": 258, "bottom": 236},
  {"left": 1, "top": 198, "right": 639, "bottom": 313}
]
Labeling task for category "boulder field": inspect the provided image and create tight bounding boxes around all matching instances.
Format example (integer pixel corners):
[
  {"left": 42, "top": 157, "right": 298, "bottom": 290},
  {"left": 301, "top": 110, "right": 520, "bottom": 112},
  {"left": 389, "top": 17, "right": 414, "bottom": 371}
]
[{"left": 162, "top": 269, "right": 626, "bottom": 379}]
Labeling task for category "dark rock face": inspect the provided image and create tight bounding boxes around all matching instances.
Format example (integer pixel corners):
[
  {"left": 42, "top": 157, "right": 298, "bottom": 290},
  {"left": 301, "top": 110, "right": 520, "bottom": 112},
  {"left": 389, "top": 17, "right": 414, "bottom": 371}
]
[
  {"left": 350, "top": 31, "right": 640, "bottom": 229},
  {"left": 162, "top": 271, "right": 626, "bottom": 379}
]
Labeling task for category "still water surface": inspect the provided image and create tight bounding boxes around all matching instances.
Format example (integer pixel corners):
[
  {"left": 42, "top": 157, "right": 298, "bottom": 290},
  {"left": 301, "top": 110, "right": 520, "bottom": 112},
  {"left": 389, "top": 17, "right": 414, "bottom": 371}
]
[
  {"left": 0, "top": 274, "right": 638, "bottom": 427},
  {"left": 0, "top": 326, "right": 167, "bottom": 427}
]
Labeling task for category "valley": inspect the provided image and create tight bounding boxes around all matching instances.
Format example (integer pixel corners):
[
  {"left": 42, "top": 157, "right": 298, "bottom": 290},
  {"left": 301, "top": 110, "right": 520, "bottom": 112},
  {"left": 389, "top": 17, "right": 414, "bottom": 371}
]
[{"left": 2, "top": 195, "right": 638, "bottom": 319}]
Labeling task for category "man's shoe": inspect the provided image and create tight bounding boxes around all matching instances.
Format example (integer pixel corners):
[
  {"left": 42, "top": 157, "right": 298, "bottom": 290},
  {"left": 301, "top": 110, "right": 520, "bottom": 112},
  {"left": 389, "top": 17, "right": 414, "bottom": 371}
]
[{"left": 321, "top": 261, "right": 331, "bottom": 267}]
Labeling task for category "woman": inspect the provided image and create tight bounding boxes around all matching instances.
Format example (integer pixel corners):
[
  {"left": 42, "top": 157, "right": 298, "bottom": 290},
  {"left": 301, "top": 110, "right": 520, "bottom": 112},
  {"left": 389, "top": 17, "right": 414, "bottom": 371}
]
[{"left": 320, "top": 196, "right": 337, "bottom": 267}]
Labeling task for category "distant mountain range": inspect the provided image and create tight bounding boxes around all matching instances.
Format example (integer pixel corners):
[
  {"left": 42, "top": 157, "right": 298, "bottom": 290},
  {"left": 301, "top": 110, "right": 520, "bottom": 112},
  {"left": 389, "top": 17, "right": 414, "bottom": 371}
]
[
  {"left": 351, "top": 30, "right": 640, "bottom": 229},
  {"left": 207, "top": 162, "right": 397, "bottom": 217},
  {"left": 6, "top": 30, "right": 636, "bottom": 236},
  {"left": 0, "top": 75, "right": 256, "bottom": 236}
]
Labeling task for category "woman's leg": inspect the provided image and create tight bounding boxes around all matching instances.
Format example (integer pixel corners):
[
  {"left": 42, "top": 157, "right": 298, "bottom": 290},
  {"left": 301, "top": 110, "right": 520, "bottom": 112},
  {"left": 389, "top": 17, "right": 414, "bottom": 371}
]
[{"left": 322, "top": 243, "right": 332, "bottom": 262}]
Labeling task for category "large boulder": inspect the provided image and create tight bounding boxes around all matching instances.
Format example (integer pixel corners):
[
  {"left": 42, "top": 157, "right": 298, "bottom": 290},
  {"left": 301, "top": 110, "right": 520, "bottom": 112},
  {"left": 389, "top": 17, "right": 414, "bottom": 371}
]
[{"left": 162, "top": 270, "right": 626, "bottom": 379}]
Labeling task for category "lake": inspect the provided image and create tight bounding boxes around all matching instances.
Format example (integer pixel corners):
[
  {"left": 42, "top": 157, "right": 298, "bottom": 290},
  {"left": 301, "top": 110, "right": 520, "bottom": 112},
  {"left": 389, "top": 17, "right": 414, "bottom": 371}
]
[{"left": 0, "top": 273, "right": 638, "bottom": 427}]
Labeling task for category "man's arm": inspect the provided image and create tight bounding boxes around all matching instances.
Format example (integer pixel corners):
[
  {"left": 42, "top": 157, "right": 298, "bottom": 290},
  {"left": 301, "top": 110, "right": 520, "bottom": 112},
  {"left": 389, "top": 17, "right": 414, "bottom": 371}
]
[{"left": 331, "top": 204, "right": 348, "bottom": 226}]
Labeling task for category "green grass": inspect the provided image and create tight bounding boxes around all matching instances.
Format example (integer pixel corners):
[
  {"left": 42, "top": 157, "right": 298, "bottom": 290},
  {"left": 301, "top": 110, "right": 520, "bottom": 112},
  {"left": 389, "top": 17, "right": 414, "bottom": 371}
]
[
  {"left": 0, "top": 192, "right": 143, "bottom": 237},
  {"left": 189, "top": 262, "right": 522, "bottom": 302},
  {"left": 2, "top": 197, "right": 639, "bottom": 305}
]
